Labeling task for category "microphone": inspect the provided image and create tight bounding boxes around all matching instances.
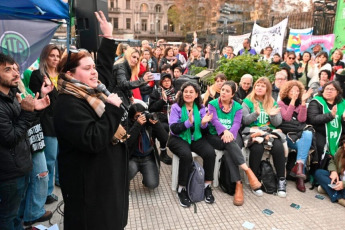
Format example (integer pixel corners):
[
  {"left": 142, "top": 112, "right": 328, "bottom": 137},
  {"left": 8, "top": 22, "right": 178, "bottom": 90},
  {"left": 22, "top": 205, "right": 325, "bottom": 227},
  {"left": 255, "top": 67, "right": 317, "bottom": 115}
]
[{"left": 96, "top": 83, "right": 128, "bottom": 111}]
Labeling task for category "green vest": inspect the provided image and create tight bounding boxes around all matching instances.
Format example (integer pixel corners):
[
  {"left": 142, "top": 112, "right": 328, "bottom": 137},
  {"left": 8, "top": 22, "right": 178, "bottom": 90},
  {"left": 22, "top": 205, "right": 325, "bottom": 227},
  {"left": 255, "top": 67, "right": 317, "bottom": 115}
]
[
  {"left": 313, "top": 95, "right": 345, "bottom": 156},
  {"left": 243, "top": 98, "right": 278, "bottom": 129},
  {"left": 208, "top": 98, "right": 242, "bottom": 135}
]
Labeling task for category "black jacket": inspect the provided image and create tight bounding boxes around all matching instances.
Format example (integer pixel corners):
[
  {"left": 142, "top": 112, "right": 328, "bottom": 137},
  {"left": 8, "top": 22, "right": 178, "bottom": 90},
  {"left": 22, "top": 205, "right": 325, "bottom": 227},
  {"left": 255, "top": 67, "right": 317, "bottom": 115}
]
[
  {"left": 272, "top": 84, "right": 280, "bottom": 101},
  {"left": 29, "top": 70, "right": 59, "bottom": 137},
  {"left": 111, "top": 60, "right": 147, "bottom": 106},
  {"left": 159, "top": 57, "right": 182, "bottom": 72},
  {"left": 0, "top": 88, "right": 36, "bottom": 182},
  {"left": 235, "top": 86, "right": 252, "bottom": 103}
]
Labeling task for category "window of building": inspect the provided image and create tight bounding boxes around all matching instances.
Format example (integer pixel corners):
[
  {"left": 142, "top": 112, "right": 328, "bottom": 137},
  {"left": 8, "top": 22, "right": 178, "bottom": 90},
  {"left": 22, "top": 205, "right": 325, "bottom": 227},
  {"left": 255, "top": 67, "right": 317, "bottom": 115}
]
[
  {"left": 110, "top": 1, "right": 114, "bottom": 8},
  {"left": 142, "top": 19, "right": 147, "bottom": 31},
  {"left": 113, "top": 18, "right": 118, "bottom": 30},
  {"left": 155, "top": 5, "right": 161, "bottom": 13},
  {"left": 126, "top": 18, "right": 131, "bottom": 30},
  {"left": 126, "top": 0, "right": 130, "bottom": 9}
]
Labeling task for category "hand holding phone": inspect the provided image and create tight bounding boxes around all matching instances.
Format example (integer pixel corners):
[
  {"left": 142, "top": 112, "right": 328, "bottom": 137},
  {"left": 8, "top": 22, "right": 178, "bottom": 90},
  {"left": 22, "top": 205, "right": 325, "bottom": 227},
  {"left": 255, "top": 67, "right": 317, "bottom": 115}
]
[
  {"left": 328, "top": 183, "right": 336, "bottom": 189},
  {"left": 152, "top": 73, "right": 161, "bottom": 81}
]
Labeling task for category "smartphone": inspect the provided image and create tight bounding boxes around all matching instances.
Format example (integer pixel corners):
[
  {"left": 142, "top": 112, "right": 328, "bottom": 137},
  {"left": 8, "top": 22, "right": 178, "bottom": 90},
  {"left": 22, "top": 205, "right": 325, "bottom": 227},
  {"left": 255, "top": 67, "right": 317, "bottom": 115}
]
[
  {"left": 315, "top": 194, "right": 325, "bottom": 200},
  {"left": 152, "top": 73, "right": 161, "bottom": 81},
  {"left": 262, "top": 209, "right": 274, "bottom": 216},
  {"left": 328, "top": 184, "right": 336, "bottom": 189},
  {"left": 290, "top": 203, "right": 301, "bottom": 210}
]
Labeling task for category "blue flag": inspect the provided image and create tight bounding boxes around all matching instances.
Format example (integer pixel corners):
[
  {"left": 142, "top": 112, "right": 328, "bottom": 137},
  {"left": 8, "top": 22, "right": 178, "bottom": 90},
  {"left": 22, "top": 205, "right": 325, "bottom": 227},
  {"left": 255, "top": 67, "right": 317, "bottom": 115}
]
[{"left": 0, "top": 17, "right": 59, "bottom": 73}]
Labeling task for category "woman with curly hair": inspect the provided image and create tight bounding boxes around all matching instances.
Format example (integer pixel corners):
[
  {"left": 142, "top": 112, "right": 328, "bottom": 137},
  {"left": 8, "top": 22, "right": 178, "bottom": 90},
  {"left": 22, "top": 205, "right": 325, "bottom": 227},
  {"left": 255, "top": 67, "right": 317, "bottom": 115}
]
[
  {"left": 278, "top": 80, "right": 313, "bottom": 192},
  {"left": 168, "top": 82, "right": 215, "bottom": 208}
]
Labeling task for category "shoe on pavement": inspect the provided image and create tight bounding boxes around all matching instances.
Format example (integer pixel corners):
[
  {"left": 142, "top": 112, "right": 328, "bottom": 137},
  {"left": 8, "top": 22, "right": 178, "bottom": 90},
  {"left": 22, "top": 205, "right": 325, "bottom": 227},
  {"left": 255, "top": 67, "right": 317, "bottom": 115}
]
[
  {"left": 252, "top": 188, "right": 263, "bottom": 197},
  {"left": 160, "top": 150, "right": 172, "bottom": 165},
  {"left": 317, "top": 185, "right": 326, "bottom": 194},
  {"left": 177, "top": 188, "right": 191, "bottom": 208},
  {"left": 45, "top": 194, "right": 58, "bottom": 204},
  {"left": 24, "top": 211, "right": 53, "bottom": 226},
  {"left": 277, "top": 177, "right": 287, "bottom": 198},
  {"left": 204, "top": 185, "right": 215, "bottom": 204}
]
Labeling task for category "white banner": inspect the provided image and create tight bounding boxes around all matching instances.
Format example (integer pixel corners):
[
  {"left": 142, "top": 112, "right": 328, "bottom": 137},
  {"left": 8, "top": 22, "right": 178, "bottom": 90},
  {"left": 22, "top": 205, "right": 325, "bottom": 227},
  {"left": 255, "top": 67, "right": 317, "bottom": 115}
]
[
  {"left": 251, "top": 18, "right": 288, "bottom": 56},
  {"left": 228, "top": 33, "right": 251, "bottom": 55}
]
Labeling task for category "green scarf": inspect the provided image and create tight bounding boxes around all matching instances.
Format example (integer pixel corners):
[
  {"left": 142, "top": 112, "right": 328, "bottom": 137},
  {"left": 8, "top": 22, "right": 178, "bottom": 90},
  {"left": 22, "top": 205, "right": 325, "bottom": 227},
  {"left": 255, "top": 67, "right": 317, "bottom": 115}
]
[
  {"left": 179, "top": 103, "right": 202, "bottom": 144},
  {"left": 314, "top": 95, "right": 345, "bottom": 156}
]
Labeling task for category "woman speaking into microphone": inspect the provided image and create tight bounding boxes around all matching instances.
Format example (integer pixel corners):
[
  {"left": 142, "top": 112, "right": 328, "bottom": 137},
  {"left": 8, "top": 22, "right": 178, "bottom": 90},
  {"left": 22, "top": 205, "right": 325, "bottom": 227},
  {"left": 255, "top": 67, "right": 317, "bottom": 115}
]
[{"left": 53, "top": 11, "right": 129, "bottom": 230}]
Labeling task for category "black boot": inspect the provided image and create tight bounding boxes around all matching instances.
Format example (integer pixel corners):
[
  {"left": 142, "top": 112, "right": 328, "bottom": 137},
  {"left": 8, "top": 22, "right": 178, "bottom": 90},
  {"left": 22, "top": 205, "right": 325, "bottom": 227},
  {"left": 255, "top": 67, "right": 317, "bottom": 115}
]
[{"left": 160, "top": 149, "right": 172, "bottom": 165}]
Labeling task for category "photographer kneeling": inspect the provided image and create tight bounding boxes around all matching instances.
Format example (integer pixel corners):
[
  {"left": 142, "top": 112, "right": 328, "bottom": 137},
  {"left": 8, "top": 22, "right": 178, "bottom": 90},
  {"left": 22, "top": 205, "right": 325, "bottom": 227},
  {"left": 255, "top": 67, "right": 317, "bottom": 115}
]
[{"left": 127, "top": 103, "right": 168, "bottom": 189}]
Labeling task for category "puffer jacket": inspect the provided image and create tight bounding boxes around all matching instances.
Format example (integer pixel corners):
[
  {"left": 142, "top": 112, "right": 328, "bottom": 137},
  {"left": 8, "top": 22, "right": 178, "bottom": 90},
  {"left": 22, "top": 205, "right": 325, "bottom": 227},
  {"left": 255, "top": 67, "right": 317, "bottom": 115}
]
[{"left": 0, "top": 88, "right": 36, "bottom": 181}]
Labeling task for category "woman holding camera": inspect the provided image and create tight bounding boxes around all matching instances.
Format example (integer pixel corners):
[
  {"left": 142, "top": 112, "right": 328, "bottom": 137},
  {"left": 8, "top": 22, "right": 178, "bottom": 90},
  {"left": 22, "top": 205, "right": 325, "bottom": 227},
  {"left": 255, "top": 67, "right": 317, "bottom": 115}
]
[
  {"left": 242, "top": 77, "right": 286, "bottom": 197},
  {"left": 207, "top": 81, "right": 261, "bottom": 206},
  {"left": 315, "top": 136, "right": 345, "bottom": 207},
  {"left": 168, "top": 82, "right": 215, "bottom": 208},
  {"left": 54, "top": 11, "right": 129, "bottom": 230}
]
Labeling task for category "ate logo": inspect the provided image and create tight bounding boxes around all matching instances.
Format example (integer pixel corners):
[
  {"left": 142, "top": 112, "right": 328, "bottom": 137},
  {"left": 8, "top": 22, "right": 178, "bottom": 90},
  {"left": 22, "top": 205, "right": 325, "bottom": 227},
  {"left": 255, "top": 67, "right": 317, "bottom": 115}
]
[{"left": 0, "top": 31, "right": 30, "bottom": 65}]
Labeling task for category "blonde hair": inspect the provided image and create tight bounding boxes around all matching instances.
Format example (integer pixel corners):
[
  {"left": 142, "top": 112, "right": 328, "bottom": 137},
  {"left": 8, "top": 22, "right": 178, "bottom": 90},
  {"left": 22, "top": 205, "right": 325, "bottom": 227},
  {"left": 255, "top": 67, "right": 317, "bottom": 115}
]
[
  {"left": 124, "top": 47, "right": 140, "bottom": 81},
  {"left": 247, "top": 77, "right": 274, "bottom": 113}
]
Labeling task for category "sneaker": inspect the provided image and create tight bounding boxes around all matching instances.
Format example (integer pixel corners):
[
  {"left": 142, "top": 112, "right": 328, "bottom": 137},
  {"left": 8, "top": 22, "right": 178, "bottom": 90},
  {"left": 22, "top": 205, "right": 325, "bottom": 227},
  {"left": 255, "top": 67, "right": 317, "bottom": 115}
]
[
  {"left": 204, "top": 185, "right": 215, "bottom": 204},
  {"left": 277, "top": 178, "right": 287, "bottom": 198},
  {"left": 24, "top": 211, "right": 53, "bottom": 226},
  {"left": 45, "top": 194, "right": 58, "bottom": 204},
  {"left": 317, "top": 185, "right": 326, "bottom": 194},
  {"left": 252, "top": 188, "right": 263, "bottom": 197},
  {"left": 177, "top": 188, "right": 191, "bottom": 208}
]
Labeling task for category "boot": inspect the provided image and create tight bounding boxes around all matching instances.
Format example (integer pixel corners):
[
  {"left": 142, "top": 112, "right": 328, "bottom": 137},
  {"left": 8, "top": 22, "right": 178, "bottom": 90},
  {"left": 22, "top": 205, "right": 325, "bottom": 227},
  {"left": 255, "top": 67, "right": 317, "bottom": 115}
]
[
  {"left": 290, "top": 162, "right": 306, "bottom": 180},
  {"left": 296, "top": 178, "right": 306, "bottom": 192},
  {"left": 233, "top": 182, "right": 244, "bottom": 206},
  {"left": 160, "top": 149, "right": 172, "bottom": 165},
  {"left": 245, "top": 168, "right": 261, "bottom": 190}
]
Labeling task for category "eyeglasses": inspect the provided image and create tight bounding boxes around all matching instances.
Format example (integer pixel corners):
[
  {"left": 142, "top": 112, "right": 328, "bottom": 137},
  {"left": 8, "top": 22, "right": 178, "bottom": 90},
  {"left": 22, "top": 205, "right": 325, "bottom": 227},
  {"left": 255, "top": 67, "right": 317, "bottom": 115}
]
[
  {"left": 288, "top": 57, "right": 295, "bottom": 60},
  {"left": 276, "top": 78, "right": 287, "bottom": 81},
  {"left": 63, "top": 48, "right": 89, "bottom": 72},
  {"left": 324, "top": 88, "right": 337, "bottom": 92}
]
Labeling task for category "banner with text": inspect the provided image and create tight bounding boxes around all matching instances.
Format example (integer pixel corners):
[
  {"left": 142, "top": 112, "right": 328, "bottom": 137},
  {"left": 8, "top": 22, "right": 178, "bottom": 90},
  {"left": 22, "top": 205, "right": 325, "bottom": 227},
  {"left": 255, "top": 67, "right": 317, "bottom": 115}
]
[
  {"left": 287, "top": 27, "right": 313, "bottom": 54},
  {"left": 251, "top": 18, "right": 288, "bottom": 56},
  {"left": 300, "top": 34, "right": 335, "bottom": 55},
  {"left": 228, "top": 33, "right": 251, "bottom": 55}
]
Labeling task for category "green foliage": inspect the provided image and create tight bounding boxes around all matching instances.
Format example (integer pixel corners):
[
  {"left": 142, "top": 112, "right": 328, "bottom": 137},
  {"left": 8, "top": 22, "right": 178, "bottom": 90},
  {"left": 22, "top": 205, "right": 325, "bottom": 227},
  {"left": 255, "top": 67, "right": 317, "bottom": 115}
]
[
  {"left": 189, "top": 65, "right": 207, "bottom": 76},
  {"left": 205, "top": 55, "right": 280, "bottom": 84}
]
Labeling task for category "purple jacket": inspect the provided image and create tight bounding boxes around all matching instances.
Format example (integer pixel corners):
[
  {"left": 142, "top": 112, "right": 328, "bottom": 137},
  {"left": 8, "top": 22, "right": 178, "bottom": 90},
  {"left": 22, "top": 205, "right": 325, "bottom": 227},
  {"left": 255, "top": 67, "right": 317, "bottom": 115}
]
[{"left": 208, "top": 101, "right": 242, "bottom": 139}]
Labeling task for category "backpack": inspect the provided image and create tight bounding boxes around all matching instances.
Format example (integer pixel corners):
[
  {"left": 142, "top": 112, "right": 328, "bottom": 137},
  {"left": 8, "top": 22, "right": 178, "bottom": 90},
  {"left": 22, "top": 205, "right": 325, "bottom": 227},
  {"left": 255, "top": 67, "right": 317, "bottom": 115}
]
[
  {"left": 187, "top": 161, "right": 205, "bottom": 203},
  {"left": 258, "top": 158, "right": 277, "bottom": 194},
  {"left": 219, "top": 155, "right": 236, "bottom": 196}
]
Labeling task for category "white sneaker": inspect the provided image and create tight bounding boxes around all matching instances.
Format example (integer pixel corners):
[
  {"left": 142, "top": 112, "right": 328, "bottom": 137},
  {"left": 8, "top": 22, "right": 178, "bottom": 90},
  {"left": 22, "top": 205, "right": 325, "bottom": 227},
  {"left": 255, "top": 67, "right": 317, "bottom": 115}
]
[
  {"left": 277, "top": 190, "right": 287, "bottom": 198},
  {"left": 317, "top": 185, "right": 326, "bottom": 194},
  {"left": 252, "top": 189, "right": 263, "bottom": 197}
]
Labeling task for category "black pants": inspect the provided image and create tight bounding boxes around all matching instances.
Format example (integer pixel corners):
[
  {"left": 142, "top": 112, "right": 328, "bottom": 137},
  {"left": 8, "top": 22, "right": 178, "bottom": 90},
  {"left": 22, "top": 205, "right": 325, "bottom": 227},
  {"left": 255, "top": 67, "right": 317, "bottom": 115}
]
[
  {"left": 248, "top": 139, "right": 285, "bottom": 178},
  {"left": 207, "top": 135, "right": 245, "bottom": 182},
  {"left": 315, "top": 132, "right": 326, "bottom": 162},
  {"left": 168, "top": 135, "right": 215, "bottom": 186}
]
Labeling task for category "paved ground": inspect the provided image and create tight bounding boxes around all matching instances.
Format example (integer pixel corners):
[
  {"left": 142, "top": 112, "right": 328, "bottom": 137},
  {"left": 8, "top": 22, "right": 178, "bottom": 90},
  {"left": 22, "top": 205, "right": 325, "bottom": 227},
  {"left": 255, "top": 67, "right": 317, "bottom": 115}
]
[{"left": 40, "top": 151, "right": 343, "bottom": 230}]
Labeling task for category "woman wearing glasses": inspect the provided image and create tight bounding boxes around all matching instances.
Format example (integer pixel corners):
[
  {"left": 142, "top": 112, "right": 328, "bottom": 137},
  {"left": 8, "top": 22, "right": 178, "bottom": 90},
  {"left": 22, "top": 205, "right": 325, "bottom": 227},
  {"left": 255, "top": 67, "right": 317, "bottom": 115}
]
[
  {"left": 54, "top": 11, "right": 129, "bottom": 230},
  {"left": 307, "top": 81, "right": 345, "bottom": 163},
  {"left": 112, "top": 47, "right": 153, "bottom": 107},
  {"left": 279, "top": 51, "right": 303, "bottom": 80}
]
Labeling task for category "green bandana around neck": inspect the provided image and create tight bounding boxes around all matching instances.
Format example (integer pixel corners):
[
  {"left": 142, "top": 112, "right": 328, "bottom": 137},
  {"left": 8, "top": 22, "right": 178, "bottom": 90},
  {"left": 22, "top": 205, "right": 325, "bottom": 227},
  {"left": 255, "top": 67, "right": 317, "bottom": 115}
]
[
  {"left": 179, "top": 103, "right": 202, "bottom": 144},
  {"left": 314, "top": 95, "right": 345, "bottom": 155}
]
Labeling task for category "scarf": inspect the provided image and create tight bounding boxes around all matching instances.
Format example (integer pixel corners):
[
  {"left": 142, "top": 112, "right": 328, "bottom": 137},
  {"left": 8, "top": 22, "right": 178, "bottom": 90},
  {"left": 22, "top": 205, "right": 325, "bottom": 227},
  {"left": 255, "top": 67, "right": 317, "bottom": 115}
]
[
  {"left": 58, "top": 73, "right": 107, "bottom": 117},
  {"left": 179, "top": 103, "right": 202, "bottom": 144},
  {"left": 313, "top": 95, "right": 345, "bottom": 155}
]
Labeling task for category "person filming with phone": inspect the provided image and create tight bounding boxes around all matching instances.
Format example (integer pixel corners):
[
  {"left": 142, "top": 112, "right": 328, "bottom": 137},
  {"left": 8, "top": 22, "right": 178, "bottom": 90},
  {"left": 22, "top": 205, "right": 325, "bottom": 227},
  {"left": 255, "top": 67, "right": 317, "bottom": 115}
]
[{"left": 126, "top": 103, "right": 168, "bottom": 189}]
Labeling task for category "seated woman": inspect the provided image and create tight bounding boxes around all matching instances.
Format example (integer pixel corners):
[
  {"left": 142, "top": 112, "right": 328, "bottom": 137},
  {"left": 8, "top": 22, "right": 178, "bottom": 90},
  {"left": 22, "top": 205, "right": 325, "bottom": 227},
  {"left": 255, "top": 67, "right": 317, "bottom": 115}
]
[
  {"left": 307, "top": 81, "right": 345, "bottom": 161},
  {"left": 126, "top": 103, "right": 168, "bottom": 189},
  {"left": 148, "top": 73, "right": 176, "bottom": 165},
  {"left": 203, "top": 73, "right": 227, "bottom": 106},
  {"left": 314, "top": 136, "right": 345, "bottom": 207},
  {"left": 168, "top": 82, "right": 215, "bottom": 208},
  {"left": 207, "top": 81, "right": 261, "bottom": 206},
  {"left": 278, "top": 80, "right": 313, "bottom": 192},
  {"left": 242, "top": 77, "right": 287, "bottom": 197}
]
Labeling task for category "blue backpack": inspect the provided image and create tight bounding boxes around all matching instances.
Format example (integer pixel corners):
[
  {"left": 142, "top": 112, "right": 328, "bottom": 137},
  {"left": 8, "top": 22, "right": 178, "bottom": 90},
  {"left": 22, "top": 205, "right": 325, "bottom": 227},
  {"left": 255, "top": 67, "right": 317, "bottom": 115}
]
[{"left": 187, "top": 161, "right": 205, "bottom": 204}]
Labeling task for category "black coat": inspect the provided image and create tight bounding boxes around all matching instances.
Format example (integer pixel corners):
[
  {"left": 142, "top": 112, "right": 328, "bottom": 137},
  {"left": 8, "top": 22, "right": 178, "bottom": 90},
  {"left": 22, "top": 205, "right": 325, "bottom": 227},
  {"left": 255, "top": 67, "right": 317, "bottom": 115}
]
[
  {"left": 111, "top": 60, "right": 147, "bottom": 107},
  {"left": 235, "top": 86, "right": 252, "bottom": 103},
  {"left": 29, "top": 70, "right": 59, "bottom": 137},
  {"left": 54, "top": 38, "right": 128, "bottom": 230},
  {"left": 0, "top": 88, "right": 35, "bottom": 182}
]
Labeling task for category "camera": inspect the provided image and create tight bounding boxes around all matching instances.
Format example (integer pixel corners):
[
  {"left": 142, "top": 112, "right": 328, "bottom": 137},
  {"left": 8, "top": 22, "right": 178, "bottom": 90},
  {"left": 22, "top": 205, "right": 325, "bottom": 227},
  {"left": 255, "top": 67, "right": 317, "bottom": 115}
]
[{"left": 142, "top": 111, "right": 158, "bottom": 121}]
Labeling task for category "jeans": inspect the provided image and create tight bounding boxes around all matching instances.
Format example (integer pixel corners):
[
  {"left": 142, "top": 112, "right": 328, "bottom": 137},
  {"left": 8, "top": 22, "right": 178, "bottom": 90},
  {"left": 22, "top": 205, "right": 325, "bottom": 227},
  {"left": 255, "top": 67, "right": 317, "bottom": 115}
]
[
  {"left": 128, "top": 155, "right": 159, "bottom": 189},
  {"left": 315, "top": 169, "right": 345, "bottom": 203},
  {"left": 17, "top": 151, "right": 48, "bottom": 222},
  {"left": 0, "top": 175, "right": 29, "bottom": 230},
  {"left": 168, "top": 136, "right": 215, "bottom": 186},
  {"left": 141, "top": 94, "right": 150, "bottom": 103},
  {"left": 44, "top": 136, "right": 59, "bottom": 196},
  {"left": 207, "top": 135, "right": 245, "bottom": 182},
  {"left": 287, "top": 130, "right": 313, "bottom": 170}
]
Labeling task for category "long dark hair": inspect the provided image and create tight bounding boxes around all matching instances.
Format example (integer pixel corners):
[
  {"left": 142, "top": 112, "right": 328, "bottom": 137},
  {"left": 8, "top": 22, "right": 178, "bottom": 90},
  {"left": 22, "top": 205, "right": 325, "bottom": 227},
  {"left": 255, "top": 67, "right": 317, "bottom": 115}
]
[
  {"left": 176, "top": 82, "right": 202, "bottom": 109},
  {"left": 128, "top": 103, "right": 146, "bottom": 121},
  {"left": 318, "top": 81, "right": 343, "bottom": 104}
]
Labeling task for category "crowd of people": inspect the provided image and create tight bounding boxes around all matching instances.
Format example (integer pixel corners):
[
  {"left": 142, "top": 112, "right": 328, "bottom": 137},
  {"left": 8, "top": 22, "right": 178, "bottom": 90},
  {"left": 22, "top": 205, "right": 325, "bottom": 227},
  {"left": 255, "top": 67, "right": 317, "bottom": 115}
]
[{"left": 1, "top": 10, "right": 345, "bottom": 230}]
